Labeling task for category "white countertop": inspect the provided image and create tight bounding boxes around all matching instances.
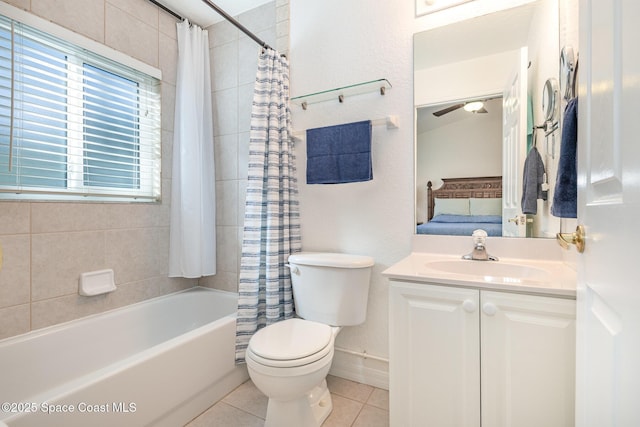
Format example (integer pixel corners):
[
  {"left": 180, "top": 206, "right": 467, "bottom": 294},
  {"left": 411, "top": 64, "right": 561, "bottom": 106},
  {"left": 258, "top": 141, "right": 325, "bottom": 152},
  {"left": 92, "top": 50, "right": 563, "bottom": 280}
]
[{"left": 382, "top": 252, "right": 577, "bottom": 298}]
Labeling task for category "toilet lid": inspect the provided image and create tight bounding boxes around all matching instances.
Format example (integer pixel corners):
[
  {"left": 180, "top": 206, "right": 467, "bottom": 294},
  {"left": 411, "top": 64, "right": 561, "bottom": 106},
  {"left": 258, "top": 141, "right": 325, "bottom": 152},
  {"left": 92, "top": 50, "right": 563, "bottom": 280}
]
[{"left": 249, "top": 318, "right": 332, "bottom": 361}]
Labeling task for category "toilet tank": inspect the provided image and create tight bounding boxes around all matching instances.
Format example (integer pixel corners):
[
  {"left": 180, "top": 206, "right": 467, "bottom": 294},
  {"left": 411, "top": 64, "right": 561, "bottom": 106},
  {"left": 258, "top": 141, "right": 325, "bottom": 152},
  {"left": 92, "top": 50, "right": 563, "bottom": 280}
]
[{"left": 287, "top": 252, "right": 374, "bottom": 326}]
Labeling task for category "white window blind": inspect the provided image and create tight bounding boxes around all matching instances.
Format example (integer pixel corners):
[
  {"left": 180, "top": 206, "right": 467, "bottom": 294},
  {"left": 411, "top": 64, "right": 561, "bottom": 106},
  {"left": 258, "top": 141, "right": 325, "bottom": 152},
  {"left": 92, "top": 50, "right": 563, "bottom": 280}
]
[{"left": 0, "top": 15, "right": 161, "bottom": 201}]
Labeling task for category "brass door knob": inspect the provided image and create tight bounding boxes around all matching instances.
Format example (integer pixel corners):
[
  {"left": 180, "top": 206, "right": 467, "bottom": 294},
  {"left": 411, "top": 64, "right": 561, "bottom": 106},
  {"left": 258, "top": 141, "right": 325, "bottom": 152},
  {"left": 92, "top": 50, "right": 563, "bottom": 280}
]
[{"left": 556, "top": 225, "right": 585, "bottom": 253}]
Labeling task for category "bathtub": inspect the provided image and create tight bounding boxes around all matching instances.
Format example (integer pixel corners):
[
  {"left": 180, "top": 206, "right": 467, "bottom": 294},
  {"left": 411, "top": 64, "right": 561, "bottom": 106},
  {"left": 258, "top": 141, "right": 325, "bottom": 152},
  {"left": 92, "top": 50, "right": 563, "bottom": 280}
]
[{"left": 0, "top": 287, "right": 248, "bottom": 427}]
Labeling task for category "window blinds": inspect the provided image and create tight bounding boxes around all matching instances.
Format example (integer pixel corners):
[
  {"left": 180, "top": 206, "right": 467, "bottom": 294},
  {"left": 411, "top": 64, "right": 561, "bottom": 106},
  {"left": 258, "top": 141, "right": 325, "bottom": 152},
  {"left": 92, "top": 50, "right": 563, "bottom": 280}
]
[{"left": 0, "top": 15, "right": 161, "bottom": 201}]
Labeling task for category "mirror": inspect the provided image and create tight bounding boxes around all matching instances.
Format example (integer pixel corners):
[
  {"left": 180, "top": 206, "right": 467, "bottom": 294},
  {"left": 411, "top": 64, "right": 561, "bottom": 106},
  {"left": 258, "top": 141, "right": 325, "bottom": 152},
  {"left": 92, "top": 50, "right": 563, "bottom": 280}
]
[{"left": 414, "top": 0, "right": 577, "bottom": 238}]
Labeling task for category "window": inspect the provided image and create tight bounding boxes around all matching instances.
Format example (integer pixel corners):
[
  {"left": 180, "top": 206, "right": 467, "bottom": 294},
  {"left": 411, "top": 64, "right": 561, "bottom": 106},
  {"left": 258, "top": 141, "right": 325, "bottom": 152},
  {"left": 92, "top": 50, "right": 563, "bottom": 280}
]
[{"left": 0, "top": 14, "right": 161, "bottom": 201}]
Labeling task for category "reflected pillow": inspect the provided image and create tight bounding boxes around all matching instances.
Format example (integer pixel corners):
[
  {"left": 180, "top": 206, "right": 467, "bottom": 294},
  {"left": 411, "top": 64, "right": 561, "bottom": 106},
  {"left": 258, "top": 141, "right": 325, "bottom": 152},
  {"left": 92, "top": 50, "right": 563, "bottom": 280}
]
[
  {"left": 470, "top": 198, "right": 502, "bottom": 216},
  {"left": 433, "top": 198, "right": 470, "bottom": 216},
  {"left": 431, "top": 214, "right": 502, "bottom": 223}
]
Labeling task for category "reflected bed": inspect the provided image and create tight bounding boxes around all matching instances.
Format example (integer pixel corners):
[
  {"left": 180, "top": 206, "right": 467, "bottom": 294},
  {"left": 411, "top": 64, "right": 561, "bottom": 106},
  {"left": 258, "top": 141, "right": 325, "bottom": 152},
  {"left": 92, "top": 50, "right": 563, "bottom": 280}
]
[{"left": 417, "top": 176, "right": 503, "bottom": 237}]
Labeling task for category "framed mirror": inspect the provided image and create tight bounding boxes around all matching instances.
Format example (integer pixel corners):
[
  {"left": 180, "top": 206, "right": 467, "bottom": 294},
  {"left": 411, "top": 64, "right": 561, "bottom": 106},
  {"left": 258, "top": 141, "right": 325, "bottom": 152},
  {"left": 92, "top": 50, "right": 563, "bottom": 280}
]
[{"left": 414, "top": 0, "right": 571, "bottom": 238}]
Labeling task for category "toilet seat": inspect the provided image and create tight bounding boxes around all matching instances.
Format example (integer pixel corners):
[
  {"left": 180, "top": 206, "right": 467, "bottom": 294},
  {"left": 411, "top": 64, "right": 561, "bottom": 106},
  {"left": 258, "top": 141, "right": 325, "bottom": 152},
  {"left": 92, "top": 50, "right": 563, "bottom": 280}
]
[{"left": 247, "top": 318, "right": 333, "bottom": 368}]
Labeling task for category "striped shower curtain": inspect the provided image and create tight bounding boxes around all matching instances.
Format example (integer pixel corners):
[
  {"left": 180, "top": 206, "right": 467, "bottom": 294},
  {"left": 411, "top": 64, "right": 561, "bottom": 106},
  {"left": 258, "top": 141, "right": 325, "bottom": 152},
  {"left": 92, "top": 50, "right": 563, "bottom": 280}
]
[{"left": 235, "top": 49, "right": 302, "bottom": 363}]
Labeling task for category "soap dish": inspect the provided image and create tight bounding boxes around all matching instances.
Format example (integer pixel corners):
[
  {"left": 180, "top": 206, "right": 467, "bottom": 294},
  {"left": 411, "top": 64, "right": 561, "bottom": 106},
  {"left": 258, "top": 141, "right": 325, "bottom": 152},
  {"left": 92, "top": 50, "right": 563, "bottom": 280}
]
[{"left": 79, "top": 269, "right": 117, "bottom": 296}]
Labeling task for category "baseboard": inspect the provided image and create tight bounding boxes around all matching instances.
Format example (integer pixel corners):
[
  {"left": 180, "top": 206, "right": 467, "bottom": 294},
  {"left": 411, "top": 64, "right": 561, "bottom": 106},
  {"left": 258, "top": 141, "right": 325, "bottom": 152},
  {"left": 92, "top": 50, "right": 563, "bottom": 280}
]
[{"left": 329, "top": 350, "right": 389, "bottom": 390}]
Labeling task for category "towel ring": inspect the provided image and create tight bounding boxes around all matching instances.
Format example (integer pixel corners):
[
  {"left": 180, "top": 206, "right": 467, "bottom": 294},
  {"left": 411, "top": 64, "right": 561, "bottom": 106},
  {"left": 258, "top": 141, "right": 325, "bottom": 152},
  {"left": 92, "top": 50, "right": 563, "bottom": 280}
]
[{"left": 561, "top": 46, "right": 576, "bottom": 101}]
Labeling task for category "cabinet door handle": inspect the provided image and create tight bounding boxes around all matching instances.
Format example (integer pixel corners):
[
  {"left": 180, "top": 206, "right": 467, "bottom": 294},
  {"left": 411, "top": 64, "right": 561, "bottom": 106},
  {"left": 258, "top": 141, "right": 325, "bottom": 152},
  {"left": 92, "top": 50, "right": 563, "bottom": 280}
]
[
  {"left": 482, "top": 302, "right": 498, "bottom": 316},
  {"left": 462, "top": 299, "right": 477, "bottom": 313}
]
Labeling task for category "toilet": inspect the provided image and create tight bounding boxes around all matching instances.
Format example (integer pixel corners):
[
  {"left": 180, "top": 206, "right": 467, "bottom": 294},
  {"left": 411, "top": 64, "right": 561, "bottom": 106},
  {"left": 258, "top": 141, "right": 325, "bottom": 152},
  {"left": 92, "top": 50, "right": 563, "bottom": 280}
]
[{"left": 245, "top": 252, "right": 375, "bottom": 427}]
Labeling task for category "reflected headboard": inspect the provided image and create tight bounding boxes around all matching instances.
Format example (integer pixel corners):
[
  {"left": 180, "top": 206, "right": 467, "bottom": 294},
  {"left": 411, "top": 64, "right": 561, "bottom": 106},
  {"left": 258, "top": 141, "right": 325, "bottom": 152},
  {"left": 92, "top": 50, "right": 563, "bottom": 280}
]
[{"left": 427, "top": 176, "right": 503, "bottom": 221}]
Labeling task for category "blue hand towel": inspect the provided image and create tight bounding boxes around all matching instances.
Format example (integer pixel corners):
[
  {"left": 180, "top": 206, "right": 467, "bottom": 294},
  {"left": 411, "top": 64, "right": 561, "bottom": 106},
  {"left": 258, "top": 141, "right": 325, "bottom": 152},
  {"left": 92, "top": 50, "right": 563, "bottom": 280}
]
[
  {"left": 551, "top": 98, "right": 578, "bottom": 218},
  {"left": 306, "top": 120, "right": 373, "bottom": 184},
  {"left": 521, "top": 146, "right": 547, "bottom": 215}
]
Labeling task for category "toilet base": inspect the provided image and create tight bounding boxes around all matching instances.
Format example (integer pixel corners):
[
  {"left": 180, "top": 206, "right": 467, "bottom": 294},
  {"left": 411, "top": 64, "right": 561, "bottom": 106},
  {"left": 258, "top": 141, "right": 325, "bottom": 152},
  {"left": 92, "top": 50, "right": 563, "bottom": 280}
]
[
  {"left": 308, "top": 380, "right": 333, "bottom": 426},
  {"left": 264, "top": 379, "right": 333, "bottom": 427}
]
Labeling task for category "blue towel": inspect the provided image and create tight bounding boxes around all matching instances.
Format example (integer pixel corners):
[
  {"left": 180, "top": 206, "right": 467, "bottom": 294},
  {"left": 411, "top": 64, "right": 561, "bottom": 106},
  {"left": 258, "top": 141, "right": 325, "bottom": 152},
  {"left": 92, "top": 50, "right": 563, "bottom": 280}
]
[
  {"left": 551, "top": 98, "right": 578, "bottom": 218},
  {"left": 521, "top": 146, "right": 547, "bottom": 215},
  {"left": 306, "top": 120, "right": 373, "bottom": 184}
]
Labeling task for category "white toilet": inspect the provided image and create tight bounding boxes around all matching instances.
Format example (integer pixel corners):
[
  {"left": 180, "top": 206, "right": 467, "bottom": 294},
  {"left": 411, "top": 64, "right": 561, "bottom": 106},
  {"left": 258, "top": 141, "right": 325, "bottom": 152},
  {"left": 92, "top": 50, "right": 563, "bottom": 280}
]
[{"left": 245, "top": 252, "right": 375, "bottom": 427}]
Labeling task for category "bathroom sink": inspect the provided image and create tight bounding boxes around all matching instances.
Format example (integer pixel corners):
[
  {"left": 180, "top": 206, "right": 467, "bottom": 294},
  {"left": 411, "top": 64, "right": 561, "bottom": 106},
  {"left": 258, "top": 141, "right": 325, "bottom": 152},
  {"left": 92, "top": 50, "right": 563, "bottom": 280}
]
[
  {"left": 383, "top": 252, "right": 576, "bottom": 297},
  {"left": 424, "top": 259, "right": 551, "bottom": 284}
]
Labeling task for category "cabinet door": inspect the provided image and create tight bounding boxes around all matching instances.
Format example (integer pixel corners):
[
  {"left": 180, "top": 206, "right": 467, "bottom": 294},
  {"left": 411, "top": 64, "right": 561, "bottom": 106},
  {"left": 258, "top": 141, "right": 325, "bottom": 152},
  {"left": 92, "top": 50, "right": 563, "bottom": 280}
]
[
  {"left": 480, "top": 291, "right": 576, "bottom": 427},
  {"left": 390, "top": 281, "right": 480, "bottom": 427}
]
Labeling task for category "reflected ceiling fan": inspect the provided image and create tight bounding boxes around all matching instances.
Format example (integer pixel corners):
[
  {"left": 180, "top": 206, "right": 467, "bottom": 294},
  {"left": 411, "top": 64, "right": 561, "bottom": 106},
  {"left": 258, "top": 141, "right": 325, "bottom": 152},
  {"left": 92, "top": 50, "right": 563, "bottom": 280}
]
[{"left": 432, "top": 100, "right": 488, "bottom": 117}]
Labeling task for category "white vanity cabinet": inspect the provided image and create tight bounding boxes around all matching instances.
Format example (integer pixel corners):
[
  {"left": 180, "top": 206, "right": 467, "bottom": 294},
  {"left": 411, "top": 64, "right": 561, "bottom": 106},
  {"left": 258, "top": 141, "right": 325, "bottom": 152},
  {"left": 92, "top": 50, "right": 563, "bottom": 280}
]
[
  {"left": 389, "top": 281, "right": 481, "bottom": 426},
  {"left": 389, "top": 280, "right": 576, "bottom": 427}
]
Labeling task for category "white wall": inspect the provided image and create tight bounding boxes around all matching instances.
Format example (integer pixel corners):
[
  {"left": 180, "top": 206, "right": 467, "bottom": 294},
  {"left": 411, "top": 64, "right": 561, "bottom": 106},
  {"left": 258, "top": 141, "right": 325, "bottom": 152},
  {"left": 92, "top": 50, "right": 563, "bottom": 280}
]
[
  {"left": 415, "top": 50, "right": 519, "bottom": 107},
  {"left": 290, "top": 0, "right": 415, "bottom": 388}
]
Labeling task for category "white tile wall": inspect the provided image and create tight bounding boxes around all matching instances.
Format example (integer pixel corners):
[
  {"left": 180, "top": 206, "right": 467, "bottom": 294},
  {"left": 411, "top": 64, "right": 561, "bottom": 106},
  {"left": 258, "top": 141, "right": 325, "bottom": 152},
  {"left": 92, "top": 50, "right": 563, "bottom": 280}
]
[
  {"left": 0, "top": 235, "right": 30, "bottom": 306},
  {"left": 0, "top": 0, "right": 196, "bottom": 341},
  {"left": 31, "top": 0, "right": 105, "bottom": 43},
  {"left": 105, "top": 4, "right": 159, "bottom": 66},
  {"left": 200, "top": 1, "right": 287, "bottom": 293}
]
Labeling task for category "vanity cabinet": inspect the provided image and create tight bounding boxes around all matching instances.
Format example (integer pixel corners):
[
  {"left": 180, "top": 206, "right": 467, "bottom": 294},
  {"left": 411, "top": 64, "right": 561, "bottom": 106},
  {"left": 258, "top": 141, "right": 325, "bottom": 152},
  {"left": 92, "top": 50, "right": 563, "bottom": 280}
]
[{"left": 389, "top": 280, "right": 576, "bottom": 427}]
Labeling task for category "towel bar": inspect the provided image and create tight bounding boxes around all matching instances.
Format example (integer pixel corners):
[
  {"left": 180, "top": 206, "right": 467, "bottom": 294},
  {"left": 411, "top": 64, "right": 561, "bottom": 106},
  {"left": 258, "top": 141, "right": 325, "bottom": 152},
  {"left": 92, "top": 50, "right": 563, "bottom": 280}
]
[{"left": 292, "top": 115, "right": 398, "bottom": 141}]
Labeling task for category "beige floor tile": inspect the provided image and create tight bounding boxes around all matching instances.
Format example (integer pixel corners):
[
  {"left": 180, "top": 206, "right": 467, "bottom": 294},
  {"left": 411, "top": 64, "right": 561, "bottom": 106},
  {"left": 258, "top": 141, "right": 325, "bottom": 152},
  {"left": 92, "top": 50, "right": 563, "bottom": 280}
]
[
  {"left": 188, "top": 378, "right": 388, "bottom": 427},
  {"left": 326, "top": 375, "right": 374, "bottom": 403},
  {"left": 366, "top": 388, "right": 389, "bottom": 411},
  {"left": 321, "top": 394, "right": 363, "bottom": 427},
  {"left": 185, "top": 401, "right": 264, "bottom": 427},
  {"left": 222, "top": 380, "right": 269, "bottom": 419},
  {"left": 352, "top": 404, "right": 390, "bottom": 427}
]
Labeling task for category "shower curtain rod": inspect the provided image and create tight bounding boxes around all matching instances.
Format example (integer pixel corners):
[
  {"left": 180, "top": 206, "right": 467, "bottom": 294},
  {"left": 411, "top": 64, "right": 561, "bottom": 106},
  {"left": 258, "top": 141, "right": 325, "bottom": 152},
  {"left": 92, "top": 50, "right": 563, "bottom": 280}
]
[{"left": 147, "top": 0, "right": 274, "bottom": 51}]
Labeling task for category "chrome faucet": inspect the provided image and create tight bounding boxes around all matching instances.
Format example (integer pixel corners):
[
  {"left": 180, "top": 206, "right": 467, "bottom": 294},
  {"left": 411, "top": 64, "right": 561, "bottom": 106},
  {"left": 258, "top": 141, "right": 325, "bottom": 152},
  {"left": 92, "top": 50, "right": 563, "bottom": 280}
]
[{"left": 462, "top": 229, "right": 499, "bottom": 261}]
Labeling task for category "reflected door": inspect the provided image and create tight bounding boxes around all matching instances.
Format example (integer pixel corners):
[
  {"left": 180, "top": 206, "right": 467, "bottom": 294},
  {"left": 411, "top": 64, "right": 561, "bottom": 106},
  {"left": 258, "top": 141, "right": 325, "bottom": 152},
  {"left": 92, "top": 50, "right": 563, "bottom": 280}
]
[{"left": 502, "top": 47, "right": 528, "bottom": 237}]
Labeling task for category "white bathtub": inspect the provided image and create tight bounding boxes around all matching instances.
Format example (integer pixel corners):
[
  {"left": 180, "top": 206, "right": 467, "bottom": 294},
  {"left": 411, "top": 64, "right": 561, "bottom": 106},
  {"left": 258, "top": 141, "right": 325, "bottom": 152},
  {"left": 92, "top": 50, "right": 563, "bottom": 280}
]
[{"left": 0, "top": 287, "right": 248, "bottom": 427}]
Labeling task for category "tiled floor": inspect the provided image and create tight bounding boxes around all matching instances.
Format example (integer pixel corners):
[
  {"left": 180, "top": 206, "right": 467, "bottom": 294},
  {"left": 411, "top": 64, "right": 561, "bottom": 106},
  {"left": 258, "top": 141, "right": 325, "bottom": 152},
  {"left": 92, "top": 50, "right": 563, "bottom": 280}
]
[{"left": 185, "top": 375, "right": 389, "bottom": 427}]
